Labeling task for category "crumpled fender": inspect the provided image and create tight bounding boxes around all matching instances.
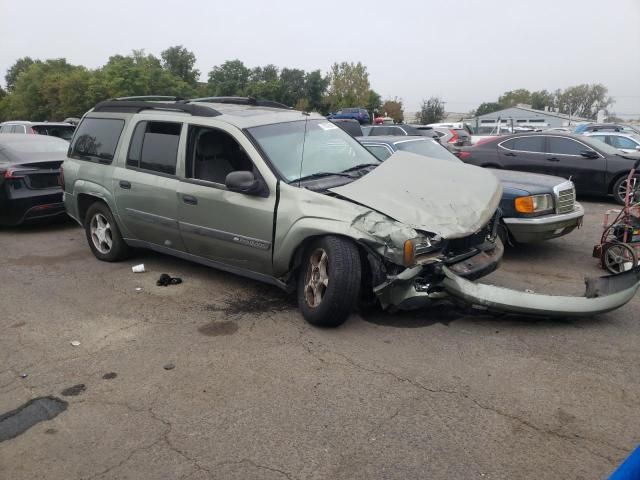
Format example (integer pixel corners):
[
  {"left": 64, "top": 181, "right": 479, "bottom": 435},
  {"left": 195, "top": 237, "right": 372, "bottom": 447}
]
[{"left": 441, "top": 266, "right": 640, "bottom": 317}]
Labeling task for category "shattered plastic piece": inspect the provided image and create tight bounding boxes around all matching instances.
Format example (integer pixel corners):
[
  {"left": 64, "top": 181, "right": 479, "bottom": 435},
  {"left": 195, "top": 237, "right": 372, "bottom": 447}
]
[
  {"left": 61, "top": 384, "right": 86, "bottom": 397},
  {"left": 19, "top": 373, "right": 27, "bottom": 379},
  {"left": 132, "top": 264, "right": 145, "bottom": 273},
  {"left": 156, "top": 274, "right": 182, "bottom": 287},
  {"left": 525, "top": 289, "right": 535, "bottom": 294},
  {"left": 70, "top": 340, "right": 81, "bottom": 347},
  {"left": 135, "top": 287, "right": 143, "bottom": 292},
  {"left": 163, "top": 363, "right": 175, "bottom": 370}
]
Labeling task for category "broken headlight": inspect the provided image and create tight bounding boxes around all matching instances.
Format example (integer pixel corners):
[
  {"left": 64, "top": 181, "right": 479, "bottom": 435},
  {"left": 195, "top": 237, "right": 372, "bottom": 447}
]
[{"left": 402, "top": 235, "right": 443, "bottom": 266}]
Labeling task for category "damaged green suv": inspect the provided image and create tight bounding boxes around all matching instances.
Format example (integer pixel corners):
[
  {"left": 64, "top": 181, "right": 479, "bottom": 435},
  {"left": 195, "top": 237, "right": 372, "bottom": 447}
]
[{"left": 62, "top": 97, "right": 640, "bottom": 326}]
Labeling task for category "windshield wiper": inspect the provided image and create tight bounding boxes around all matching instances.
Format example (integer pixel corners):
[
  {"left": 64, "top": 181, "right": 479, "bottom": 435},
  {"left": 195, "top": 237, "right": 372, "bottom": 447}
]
[
  {"left": 341, "top": 163, "right": 380, "bottom": 173},
  {"left": 289, "top": 171, "right": 356, "bottom": 183}
]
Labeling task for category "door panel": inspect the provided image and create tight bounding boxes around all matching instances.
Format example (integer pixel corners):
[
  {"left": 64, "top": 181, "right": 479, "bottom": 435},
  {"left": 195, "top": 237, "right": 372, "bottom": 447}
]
[
  {"left": 497, "top": 136, "right": 551, "bottom": 175},
  {"left": 546, "top": 136, "right": 606, "bottom": 194}
]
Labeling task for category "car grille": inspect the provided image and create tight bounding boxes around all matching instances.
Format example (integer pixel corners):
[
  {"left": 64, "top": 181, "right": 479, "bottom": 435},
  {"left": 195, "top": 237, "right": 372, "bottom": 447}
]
[
  {"left": 445, "top": 211, "right": 499, "bottom": 255},
  {"left": 556, "top": 186, "right": 575, "bottom": 214}
]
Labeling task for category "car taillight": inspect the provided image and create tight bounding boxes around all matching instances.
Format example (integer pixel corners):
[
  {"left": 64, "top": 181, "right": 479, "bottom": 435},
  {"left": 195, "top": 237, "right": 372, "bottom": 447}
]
[
  {"left": 456, "top": 151, "right": 471, "bottom": 161},
  {"left": 448, "top": 129, "right": 459, "bottom": 143},
  {"left": 58, "top": 165, "right": 65, "bottom": 188}
]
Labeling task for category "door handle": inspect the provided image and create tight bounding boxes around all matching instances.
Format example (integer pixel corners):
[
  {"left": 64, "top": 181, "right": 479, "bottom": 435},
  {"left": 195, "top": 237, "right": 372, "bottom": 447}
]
[
  {"left": 182, "top": 195, "right": 198, "bottom": 205},
  {"left": 547, "top": 157, "right": 560, "bottom": 162},
  {"left": 504, "top": 152, "right": 516, "bottom": 157},
  {"left": 119, "top": 180, "right": 131, "bottom": 189}
]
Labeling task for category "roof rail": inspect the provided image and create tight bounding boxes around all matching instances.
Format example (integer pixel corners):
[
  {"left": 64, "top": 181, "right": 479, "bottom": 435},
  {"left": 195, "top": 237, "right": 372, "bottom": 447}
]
[
  {"left": 192, "top": 96, "right": 291, "bottom": 110},
  {"left": 114, "top": 95, "right": 187, "bottom": 102},
  {"left": 92, "top": 100, "right": 221, "bottom": 117}
]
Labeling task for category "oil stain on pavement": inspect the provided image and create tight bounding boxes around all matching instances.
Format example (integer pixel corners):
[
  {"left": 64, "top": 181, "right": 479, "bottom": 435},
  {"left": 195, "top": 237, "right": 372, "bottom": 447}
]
[
  {"left": 198, "top": 320, "right": 239, "bottom": 336},
  {"left": 61, "top": 384, "right": 86, "bottom": 396},
  {"left": 0, "top": 396, "right": 68, "bottom": 442}
]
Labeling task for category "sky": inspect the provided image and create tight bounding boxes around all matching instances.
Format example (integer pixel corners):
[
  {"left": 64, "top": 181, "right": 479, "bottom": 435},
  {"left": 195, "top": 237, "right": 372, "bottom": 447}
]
[{"left": 1, "top": 0, "right": 639, "bottom": 116}]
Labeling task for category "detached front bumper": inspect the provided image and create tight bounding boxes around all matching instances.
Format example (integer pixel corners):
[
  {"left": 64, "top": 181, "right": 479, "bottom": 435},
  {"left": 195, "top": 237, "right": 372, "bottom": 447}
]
[{"left": 503, "top": 203, "right": 584, "bottom": 243}]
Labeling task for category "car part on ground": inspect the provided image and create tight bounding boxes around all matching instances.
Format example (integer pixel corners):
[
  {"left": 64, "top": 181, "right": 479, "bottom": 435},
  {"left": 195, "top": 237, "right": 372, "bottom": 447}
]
[
  {"left": 357, "top": 135, "right": 583, "bottom": 244},
  {"left": 457, "top": 131, "right": 640, "bottom": 205},
  {"left": 0, "top": 135, "right": 68, "bottom": 226},
  {"left": 63, "top": 97, "right": 640, "bottom": 326}
]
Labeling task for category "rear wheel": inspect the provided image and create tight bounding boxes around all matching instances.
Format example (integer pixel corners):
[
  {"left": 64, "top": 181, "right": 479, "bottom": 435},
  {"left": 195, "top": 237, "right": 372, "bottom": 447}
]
[
  {"left": 297, "top": 236, "right": 361, "bottom": 327},
  {"left": 613, "top": 175, "right": 640, "bottom": 205},
  {"left": 84, "top": 202, "right": 130, "bottom": 262},
  {"left": 602, "top": 242, "right": 637, "bottom": 274}
]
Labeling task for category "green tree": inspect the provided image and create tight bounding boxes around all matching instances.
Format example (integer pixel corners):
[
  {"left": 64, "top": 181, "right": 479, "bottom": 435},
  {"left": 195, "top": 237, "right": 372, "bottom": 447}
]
[
  {"left": 554, "top": 83, "right": 613, "bottom": 119},
  {"left": 381, "top": 97, "right": 404, "bottom": 123},
  {"left": 498, "top": 88, "right": 531, "bottom": 108},
  {"left": 207, "top": 59, "right": 250, "bottom": 96},
  {"left": 246, "top": 64, "right": 281, "bottom": 100},
  {"left": 5, "top": 57, "right": 39, "bottom": 92},
  {"left": 160, "top": 45, "right": 200, "bottom": 86},
  {"left": 326, "top": 61, "right": 370, "bottom": 112},
  {"left": 278, "top": 68, "right": 306, "bottom": 106},
  {"left": 417, "top": 97, "right": 445, "bottom": 124},
  {"left": 529, "top": 89, "right": 555, "bottom": 110},
  {"left": 366, "top": 90, "right": 382, "bottom": 116},
  {"left": 474, "top": 102, "right": 502, "bottom": 116},
  {"left": 304, "top": 70, "right": 329, "bottom": 113}
]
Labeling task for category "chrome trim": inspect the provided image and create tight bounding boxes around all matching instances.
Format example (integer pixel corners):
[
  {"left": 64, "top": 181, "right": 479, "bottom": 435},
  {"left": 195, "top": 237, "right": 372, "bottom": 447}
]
[
  {"left": 125, "top": 208, "right": 178, "bottom": 229},
  {"left": 179, "top": 221, "right": 271, "bottom": 250},
  {"left": 553, "top": 180, "right": 576, "bottom": 214},
  {"left": 122, "top": 238, "right": 285, "bottom": 289},
  {"left": 503, "top": 203, "right": 584, "bottom": 225}
]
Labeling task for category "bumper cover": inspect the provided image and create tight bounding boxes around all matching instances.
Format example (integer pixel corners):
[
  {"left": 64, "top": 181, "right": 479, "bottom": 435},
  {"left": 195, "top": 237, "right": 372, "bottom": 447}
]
[{"left": 503, "top": 203, "right": 584, "bottom": 243}]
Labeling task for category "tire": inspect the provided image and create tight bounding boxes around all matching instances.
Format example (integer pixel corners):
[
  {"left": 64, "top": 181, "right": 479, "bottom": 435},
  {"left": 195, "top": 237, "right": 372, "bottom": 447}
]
[
  {"left": 612, "top": 174, "right": 640, "bottom": 205},
  {"left": 297, "top": 236, "right": 361, "bottom": 327},
  {"left": 601, "top": 242, "right": 637, "bottom": 274},
  {"left": 84, "top": 202, "right": 130, "bottom": 262}
]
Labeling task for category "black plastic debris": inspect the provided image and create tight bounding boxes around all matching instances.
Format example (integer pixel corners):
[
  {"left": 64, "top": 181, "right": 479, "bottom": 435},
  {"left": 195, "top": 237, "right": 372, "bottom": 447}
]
[
  {"left": 61, "top": 384, "right": 86, "bottom": 397},
  {"left": 163, "top": 363, "right": 175, "bottom": 371},
  {"left": 156, "top": 273, "right": 182, "bottom": 287},
  {"left": 0, "top": 397, "right": 68, "bottom": 442}
]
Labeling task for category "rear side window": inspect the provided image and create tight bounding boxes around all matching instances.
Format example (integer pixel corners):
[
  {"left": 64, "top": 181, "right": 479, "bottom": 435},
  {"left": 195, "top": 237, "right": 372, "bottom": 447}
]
[
  {"left": 127, "top": 121, "right": 181, "bottom": 175},
  {"left": 70, "top": 118, "right": 125, "bottom": 163},
  {"left": 503, "top": 136, "right": 545, "bottom": 153},
  {"left": 548, "top": 137, "right": 584, "bottom": 155}
]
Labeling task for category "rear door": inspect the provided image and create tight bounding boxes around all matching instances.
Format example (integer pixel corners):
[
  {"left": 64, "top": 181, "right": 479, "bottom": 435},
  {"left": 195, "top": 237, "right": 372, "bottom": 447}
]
[
  {"left": 497, "top": 136, "right": 550, "bottom": 174},
  {"left": 112, "top": 119, "right": 186, "bottom": 250},
  {"left": 546, "top": 136, "right": 606, "bottom": 194},
  {"left": 176, "top": 123, "right": 276, "bottom": 275}
]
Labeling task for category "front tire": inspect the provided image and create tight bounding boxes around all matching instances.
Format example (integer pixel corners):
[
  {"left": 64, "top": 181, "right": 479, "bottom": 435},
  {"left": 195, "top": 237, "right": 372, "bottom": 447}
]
[
  {"left": 84, "top": 202, "right": 130, "bottom": 262},
  {"left": 297, "top": 236, "right": 361, "bottom": 327}
]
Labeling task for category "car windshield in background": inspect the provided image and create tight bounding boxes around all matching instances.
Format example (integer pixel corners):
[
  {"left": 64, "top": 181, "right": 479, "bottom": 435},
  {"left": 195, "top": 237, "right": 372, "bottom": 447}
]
[
  {"left": 248, "top": 119, "right": 379, "bottom": 182},
  {"left": 395, "top": 139, "right": 460, "bottom": 162},
  {"left": 581, "top": 135, "right": 625, "bottom": 155},
  {"left": 32, "top": 125, "right": 75, "bottom": 141}
]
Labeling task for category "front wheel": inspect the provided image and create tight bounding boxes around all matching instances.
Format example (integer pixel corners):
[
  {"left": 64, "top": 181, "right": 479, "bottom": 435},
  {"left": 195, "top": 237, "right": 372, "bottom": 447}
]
[
  {"left": 84, "top": 202, "right": 130, "bottom": 262},
  {"left": 297, "top": 236, "right": 361, "bottom": 327}
]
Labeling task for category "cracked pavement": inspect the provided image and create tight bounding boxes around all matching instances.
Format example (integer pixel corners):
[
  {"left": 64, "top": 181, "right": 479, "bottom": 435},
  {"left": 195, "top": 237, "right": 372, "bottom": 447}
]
[{"left": 0, "top": 200, "right": 639, "bottom": 479}]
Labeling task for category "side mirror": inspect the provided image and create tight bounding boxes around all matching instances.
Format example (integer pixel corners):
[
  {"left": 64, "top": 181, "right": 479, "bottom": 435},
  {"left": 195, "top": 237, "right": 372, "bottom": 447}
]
[
  {"left": 635, "top": 146, "right": 640, "bottom": 151},
  {"left": 580, "top": 150, "right": 599, "bottom": 159},
  {"left": 225, "top": 171, "right": 264, "bottom": 196}
]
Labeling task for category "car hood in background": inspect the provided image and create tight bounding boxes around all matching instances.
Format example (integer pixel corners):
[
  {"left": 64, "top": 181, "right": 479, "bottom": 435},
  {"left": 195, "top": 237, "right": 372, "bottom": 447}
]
[
  {"left": 330, "top": 151, "right": 502, "bottom": 238},
  {"left": 489, "top": 168, "right": 568, "bottom": 191}
]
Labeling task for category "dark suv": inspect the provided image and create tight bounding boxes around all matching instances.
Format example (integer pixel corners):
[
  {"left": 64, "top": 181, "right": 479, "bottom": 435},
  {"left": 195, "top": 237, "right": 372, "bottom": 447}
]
[{"left": 327, "top": 108, "right": 370, "bottom": 124}]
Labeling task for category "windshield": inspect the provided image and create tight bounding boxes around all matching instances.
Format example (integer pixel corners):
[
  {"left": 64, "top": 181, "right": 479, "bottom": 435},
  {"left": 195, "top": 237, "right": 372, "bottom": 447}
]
[
  {"left": 32, "top": 125, "right": 76, "bottom": 141},
  {"left": 248, "top": 119, "right": 380, "bottom": 182},
  {"left": 395, "top": 139, "right": 460, "bottom": 162}
]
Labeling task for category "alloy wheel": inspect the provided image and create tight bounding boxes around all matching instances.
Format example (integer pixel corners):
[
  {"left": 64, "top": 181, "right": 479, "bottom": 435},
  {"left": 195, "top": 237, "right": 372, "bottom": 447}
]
[
  {"left": 304, "top": 248, "right": 329, "bottom": 308},
  {"left": 90, "top": 213, "right": 113, "bottom": 254}
]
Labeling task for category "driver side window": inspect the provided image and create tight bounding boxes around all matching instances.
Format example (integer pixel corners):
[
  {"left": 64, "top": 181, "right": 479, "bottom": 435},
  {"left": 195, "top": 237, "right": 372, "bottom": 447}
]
[{"left": 187, "top": 126, "right": 255, "bottom": 185}]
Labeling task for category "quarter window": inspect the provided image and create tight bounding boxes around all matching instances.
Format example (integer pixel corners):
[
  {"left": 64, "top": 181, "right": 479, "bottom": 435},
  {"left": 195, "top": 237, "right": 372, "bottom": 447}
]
[
  {"left": 548, "top": 137, "right": 584, "bottom": 156},
  {"left": 70, "top": 118, "right": 125, "bottom": 163},
  {"left": 127, "top": 121, "right": 181, "bottom": 175}
]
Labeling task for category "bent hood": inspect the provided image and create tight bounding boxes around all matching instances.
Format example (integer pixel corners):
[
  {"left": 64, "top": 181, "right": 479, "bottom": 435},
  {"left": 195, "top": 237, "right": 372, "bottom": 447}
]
[{"left": 330, "top": 152, "right": 502, "bottom": 238}]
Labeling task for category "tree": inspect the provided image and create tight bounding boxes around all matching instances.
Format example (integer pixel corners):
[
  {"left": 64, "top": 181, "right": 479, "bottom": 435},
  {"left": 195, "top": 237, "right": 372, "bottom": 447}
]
[
  {"left": 529, "top": 89, "right": 555, "bottom": 111},
  {"left": 160, "top": 45, "right": 200, "bottom": 86},
  {"left": 278, "top": 68, "right": 306, "bottom": 106},
  {"left": 246, "top": 64, "right": 281, "bottom": 100},
  {"left": 498, "top": 89, "right": 531, "bottom": 108},
  {"left": 417, "top": 97, "right": 445, "bottom": 124},
  {"left": 207, "top": 59, "right": 250, "bottom": 96},
  {"left": 554, "top": 83, "right": 613, "bottom": 119},
  {"left": 326, "top": 61, "right": 370, "bottom": 112},
  {"left": 474, "top": 102, "right": 502, "bottom": 116},
  {"left": 381, "top": 97, "right": 404, "bottom": 123},
  {"left": 366, "top": 90, "right": 382, "bottom": 116},
  {"left": 5, "top": 57, "right": 39, "bottom": 92},
  {"left": 304, "top": 70, "right": 329, "bottom": 113}
]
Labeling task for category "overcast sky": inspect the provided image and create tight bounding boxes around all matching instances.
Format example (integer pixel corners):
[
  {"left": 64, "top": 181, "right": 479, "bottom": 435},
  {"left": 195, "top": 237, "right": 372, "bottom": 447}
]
[{"left": 1, "top": 0, "right": 639, "bottom": 116}]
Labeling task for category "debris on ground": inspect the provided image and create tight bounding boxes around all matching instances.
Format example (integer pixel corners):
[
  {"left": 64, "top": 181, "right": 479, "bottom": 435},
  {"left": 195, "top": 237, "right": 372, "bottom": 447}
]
[
  {"left": 19, "top": 373, "right": 27, "bottom": 379},
  {"left": 163, "top": 363, "right": 175, "bottom": 370},
  {"left": 132, "top": 264, "right": 145, "bottom": 273},
  {"left": 70, "top": 340, "right": 81, "bottom": 347},
  {"left": 60, "top": 384, "right": 86, "bottom": 397},
  {"left": 0, "top": 397, "right": 68, "bottom": 442},
  {"left": 156, "top": 273, "right": 182, "bottom": 287},
  {"left": 135, "top": 287, "right": 142, "bottom": 292},
  {"left": 102, "top": 372, "right": 117, "bottom": 380}
]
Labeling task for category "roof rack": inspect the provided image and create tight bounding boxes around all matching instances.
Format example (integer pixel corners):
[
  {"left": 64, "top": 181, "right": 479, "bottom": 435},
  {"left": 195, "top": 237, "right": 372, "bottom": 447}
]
[
  {"left": 114, "top": 95, "right": 187, "bottom": 102},
  {"left": 93, "top": 100, "right": 220, "bottom": 117},
  {"left": 192, "top": 96, "right": 291, "bottom": 110}
]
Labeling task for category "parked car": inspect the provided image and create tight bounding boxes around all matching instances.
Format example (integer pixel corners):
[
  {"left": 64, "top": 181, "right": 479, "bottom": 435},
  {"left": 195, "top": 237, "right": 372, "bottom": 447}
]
[
  {"left": 329, "top": 118, "right": 363, "bottom": 137},
  {"left": 580, "top": 123, "right": 640, "bottom": 135},
  {"left": 357, "top": 136, "right": 583, "bottom": 244},
  {"left": 326, "top": 108, "right": 370, "bottom": 124},
  {"left": 0, "top": 134, "right": 68, "bottom": 226},
  {"left": 457, "top": 132, "right": 640, "bottom": 204},
  {"left": 431, "top": 127, "right": 472, "bottom": 149},
  {"left": 584, "top": 131, "right": 640, "bottom": 154},
  {"left": 0, "top": 121, "right": 76, "bottom": 141},
  {"left": 365, "top": 124, "right": 437, "bottom": 138},
  {"left": 62, "top": 97, "right": 639, "bottom": 326}
]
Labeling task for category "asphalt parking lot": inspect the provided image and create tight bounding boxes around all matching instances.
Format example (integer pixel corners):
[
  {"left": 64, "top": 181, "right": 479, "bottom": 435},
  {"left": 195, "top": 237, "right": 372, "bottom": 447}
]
[{"left": 1, "top": 199, "right": 638, "bottom": 480}]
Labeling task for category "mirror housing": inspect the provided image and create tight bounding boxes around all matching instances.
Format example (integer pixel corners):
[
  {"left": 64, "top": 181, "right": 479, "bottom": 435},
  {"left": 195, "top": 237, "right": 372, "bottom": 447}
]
[
  {"left": 225, "top": 171, "right": 265, "bottom": 196},
  {"left": 580, "top": 150, "right": 599, "bottom": 159}
]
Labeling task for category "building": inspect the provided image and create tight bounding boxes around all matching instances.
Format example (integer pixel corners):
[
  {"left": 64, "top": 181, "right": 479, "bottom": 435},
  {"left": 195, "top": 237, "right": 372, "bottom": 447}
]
[{"left": 463, "top": 104, "right": 591, "bottom": 134}]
